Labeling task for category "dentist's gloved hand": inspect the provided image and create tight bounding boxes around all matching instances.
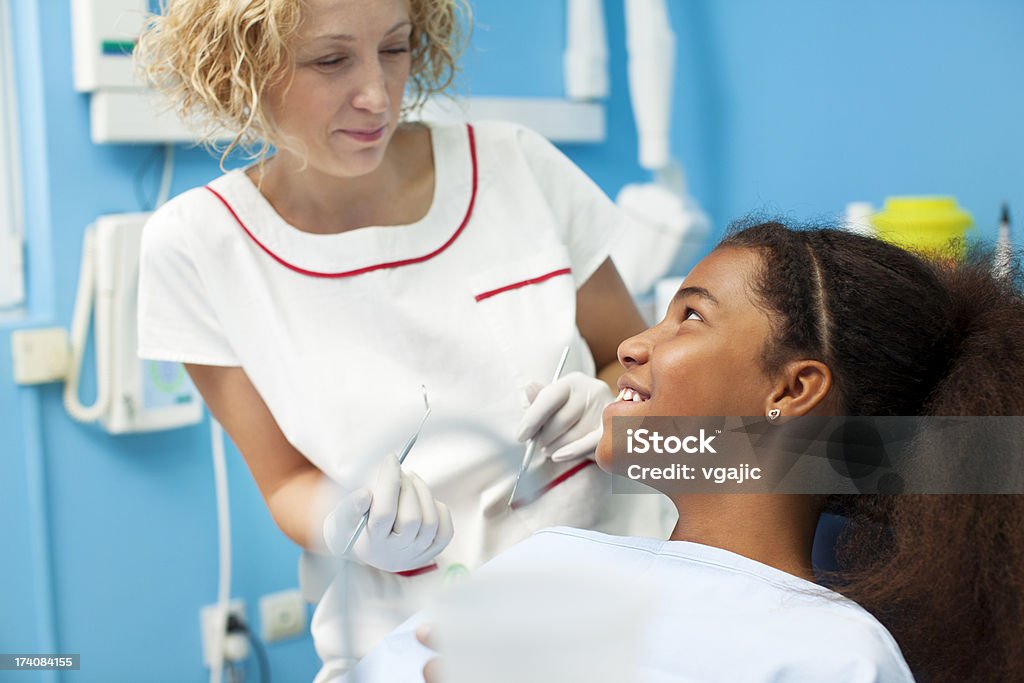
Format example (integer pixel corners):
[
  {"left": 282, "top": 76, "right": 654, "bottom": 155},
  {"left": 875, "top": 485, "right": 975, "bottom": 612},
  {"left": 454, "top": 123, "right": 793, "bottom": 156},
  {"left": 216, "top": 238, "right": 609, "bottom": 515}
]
[
  {"left": 516, "top": 371, "right": 614, "bottom": 463},
  {"left": 322, "top": 453, "right": 453, "bottom": 573}
]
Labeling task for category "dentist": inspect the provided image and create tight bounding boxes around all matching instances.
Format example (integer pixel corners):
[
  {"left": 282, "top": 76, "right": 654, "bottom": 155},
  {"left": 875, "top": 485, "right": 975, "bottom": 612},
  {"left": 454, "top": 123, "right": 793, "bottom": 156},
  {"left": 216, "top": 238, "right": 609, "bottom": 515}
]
[{"left": 134, "top": 0, "right": 674, "bottom": 678}]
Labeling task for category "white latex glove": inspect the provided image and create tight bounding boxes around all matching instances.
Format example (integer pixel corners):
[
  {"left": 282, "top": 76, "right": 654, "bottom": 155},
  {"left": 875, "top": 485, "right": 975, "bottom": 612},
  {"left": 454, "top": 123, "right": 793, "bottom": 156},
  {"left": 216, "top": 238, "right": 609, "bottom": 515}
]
[
  {"left": 322, "top": 454, "right": 454, "bottom": 573},
  {"left": 515, "top": 371, "right": 614, "bottom": 463}
]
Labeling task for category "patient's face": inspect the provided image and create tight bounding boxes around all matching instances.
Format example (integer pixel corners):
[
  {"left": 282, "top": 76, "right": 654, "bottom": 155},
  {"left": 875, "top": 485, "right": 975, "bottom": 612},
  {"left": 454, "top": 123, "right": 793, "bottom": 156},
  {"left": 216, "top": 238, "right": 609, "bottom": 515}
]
[{"left": 596, "top": 247, "right": 776, "bottom": 469}]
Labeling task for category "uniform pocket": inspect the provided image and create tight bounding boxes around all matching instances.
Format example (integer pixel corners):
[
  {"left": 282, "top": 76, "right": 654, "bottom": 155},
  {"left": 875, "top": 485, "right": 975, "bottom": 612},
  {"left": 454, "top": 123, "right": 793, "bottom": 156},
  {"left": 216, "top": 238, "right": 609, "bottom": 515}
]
[{"left": 467, "top": 245, "right": 594, "bottom": 387}]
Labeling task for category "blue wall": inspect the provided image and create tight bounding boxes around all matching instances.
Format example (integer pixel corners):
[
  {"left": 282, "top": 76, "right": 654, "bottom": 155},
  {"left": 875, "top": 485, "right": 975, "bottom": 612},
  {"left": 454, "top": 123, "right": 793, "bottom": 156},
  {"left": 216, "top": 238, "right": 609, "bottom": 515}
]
[
  {"left": 3, "top": 1, "right": 1023, "bottom": 681},
  {"left": 668, "top": 0, "right": 1024, "bottom": 244}
]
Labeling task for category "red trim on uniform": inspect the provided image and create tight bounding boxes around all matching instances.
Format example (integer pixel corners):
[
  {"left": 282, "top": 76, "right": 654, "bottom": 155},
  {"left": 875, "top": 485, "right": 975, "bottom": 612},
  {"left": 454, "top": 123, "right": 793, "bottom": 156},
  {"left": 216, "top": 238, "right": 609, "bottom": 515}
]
[
  {"left": 205, "top": 124, "right": 479, "bottom": 279},
  {"left": 509, "top": 459, "right": 597, "bottom": 511},
  {"left": 394, "top": 563, "right": 439, "bottom": 578},
  {"left": 474, "top": 268, "right": 573, "bottom": 302}
]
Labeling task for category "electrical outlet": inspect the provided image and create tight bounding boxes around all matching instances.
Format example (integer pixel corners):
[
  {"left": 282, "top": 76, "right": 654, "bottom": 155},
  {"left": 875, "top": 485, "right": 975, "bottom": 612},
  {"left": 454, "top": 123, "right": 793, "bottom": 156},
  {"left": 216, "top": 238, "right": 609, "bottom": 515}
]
[
  {"left": 200, "top": 599, "right": 247, "bottom": 667},
  {"left": 259, "top": 589, "right": 307, "bottom": 643}
]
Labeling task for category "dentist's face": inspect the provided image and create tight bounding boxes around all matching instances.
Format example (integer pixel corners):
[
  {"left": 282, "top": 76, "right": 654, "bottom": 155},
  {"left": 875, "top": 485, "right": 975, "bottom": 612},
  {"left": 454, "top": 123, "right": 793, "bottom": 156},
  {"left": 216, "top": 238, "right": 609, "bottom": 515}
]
[
  {"left": 596, "top": 247, "right": 777, "bottom": 470},
  {"left": 264, "top": 0, "right": 412, "bottom": 177}
]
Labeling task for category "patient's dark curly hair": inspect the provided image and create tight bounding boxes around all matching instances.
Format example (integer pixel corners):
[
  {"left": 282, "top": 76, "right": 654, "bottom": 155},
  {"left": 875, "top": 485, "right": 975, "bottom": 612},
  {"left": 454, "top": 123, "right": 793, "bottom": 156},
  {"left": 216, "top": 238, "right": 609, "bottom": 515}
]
[{"left": 720, "top": 220, "right": 1024, "bottom": 683}]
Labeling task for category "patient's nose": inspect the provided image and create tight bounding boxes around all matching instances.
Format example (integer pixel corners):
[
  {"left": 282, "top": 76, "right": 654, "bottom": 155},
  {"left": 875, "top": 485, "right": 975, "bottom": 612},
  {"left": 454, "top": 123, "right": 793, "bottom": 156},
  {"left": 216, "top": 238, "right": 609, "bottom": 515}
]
[{"left": 618, "top": 330, "right": 651, "bottom": 368}]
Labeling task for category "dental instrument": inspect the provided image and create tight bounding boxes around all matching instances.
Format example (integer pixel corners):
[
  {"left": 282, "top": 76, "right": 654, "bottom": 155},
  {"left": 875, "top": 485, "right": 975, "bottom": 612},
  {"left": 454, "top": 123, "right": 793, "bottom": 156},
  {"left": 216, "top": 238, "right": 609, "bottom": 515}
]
[
  {"left": 341, "top": 386, "right": 431, "bottom": 556},
  {"left": 995, "top": 203, "right": 1012, "bottom": 278},
  {"left": 508, "top": 345, "right": 571, "bottom": 508}
]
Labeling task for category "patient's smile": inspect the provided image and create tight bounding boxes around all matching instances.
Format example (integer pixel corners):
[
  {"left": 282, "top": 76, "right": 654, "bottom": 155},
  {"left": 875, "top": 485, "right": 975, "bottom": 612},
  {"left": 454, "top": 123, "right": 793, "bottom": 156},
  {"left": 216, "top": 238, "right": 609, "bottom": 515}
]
[{"left": 615, "top": 387, "right": 650, "bottom": 403}]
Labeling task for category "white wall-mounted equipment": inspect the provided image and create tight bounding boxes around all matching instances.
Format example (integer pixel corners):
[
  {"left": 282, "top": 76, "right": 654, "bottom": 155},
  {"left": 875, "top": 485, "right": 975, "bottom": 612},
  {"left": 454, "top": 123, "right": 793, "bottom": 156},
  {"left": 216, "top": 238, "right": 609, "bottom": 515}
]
[
  {"left": 94, "top": 92, "right": 606, "bottom": 145},
  {"left": 89, "top": 91, "right": 607, "bottom": 145},
  {"left": 89, "top": 90, "right": 219, "bottom": 144},
  {"left": 564, "top": 0, "right": 609, "bottom": 101},
  {"left": 0, "top": 0, "right": 24, "bottom": 310},
  {"left": 71, "top": 0, "right": 171, "bottom": 145},
  {"left": 625, "top": 0, "right": 676, "bottom": 170},
  {"left": 612, "top": 0, "right": 709, "bottom": 297},
  {"left": 75, "top": 0, "right": 609, "bottom": 145},
  {"left": 71, "top": 0, "right": 148, "bottom": 92},
  {"left": 612, "top": 171, "right": 708, "bottom": 297},
  {"left": 64, "top": 212, "right": 202, "bottom": 433},
  {"left": 414, "top": 96, "right": 604, "bottom": 144}
]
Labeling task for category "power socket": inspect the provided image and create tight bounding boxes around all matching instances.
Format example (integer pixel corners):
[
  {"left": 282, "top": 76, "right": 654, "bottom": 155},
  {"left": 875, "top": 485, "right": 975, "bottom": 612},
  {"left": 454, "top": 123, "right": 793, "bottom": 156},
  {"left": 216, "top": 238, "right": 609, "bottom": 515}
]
[
  {"left": 200, "top": 599, "right": 249, "bottom": 667},
  {"left": 259, "top": 589, "right": 307, "bottom": 643}
]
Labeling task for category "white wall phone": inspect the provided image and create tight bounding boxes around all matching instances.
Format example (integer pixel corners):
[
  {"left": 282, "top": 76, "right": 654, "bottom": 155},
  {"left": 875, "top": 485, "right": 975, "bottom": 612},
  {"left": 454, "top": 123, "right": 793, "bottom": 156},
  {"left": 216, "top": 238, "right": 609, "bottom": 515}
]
[{"left": 65, "top": 212, "right": 202, "bottom": 433}]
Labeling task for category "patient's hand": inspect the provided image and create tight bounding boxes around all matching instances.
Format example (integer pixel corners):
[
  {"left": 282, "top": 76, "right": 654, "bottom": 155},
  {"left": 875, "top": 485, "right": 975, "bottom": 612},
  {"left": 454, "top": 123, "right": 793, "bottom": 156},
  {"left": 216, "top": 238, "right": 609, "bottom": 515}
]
[{"left": 416, "top": 624, "right": 443, "bottom": 683}]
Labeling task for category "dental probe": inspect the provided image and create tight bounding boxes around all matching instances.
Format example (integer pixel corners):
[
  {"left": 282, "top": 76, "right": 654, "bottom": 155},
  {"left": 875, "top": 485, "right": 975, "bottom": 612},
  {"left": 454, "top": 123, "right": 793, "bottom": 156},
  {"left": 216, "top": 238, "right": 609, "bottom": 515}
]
[
  {"left": 995, "top": 203, "right": 1013, "bottom": 278},
  {"left": 342, "top": 385, "right": 431, "bottom": 555},
  {"left": 508, "top": 345, "right": 572, "bottom": 508}
]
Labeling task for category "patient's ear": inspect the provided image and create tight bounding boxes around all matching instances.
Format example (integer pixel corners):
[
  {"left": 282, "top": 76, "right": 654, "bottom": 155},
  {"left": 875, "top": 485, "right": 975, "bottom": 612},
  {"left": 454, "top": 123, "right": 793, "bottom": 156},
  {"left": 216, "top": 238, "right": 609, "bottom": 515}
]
[{"left": 766, "top": 360, "right": 834, "bottom": 417}]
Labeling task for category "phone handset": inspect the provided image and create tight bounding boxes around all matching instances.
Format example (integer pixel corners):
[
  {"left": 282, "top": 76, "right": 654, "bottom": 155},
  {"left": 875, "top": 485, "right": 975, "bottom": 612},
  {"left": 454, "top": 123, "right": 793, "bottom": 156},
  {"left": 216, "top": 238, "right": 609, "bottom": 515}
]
[
  {"left": 64, "top": 224, "right": 113, "bottom": 423},
  {"left": 64, "top": 213, "right": 202, "bottom": 433}
]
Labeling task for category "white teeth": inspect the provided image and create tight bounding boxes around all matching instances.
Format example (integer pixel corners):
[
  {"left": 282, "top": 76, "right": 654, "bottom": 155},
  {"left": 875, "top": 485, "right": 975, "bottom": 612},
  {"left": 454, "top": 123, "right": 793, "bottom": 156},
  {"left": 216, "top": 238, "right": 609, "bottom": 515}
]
[{"left": 617, "top": 387, "right": 648, "bottom": 403}]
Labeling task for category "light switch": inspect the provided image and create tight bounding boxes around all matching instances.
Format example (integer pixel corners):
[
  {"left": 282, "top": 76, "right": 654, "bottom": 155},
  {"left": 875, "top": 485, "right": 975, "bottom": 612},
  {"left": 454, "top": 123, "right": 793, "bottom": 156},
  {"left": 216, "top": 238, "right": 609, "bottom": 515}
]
[{"left": 11, "top": 327, "right": 70, "bottom": 385}]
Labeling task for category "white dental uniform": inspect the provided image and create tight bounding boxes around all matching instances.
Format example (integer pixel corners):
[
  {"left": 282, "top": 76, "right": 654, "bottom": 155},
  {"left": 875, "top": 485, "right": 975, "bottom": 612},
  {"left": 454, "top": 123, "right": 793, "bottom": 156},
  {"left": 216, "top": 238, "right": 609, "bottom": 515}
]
[
  {"left": 137, "top": 121, "right": 676, "bottom": 679},
  {"left": 347, "top": 527, "right": 916, "bottom": 683}
]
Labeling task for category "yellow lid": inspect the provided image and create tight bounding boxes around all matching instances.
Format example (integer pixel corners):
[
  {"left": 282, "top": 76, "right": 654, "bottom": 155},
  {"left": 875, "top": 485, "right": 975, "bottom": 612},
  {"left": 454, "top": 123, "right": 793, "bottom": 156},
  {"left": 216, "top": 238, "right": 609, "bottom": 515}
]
[{"left": 870, "top": 196, "right": 973, "bottom": 252}]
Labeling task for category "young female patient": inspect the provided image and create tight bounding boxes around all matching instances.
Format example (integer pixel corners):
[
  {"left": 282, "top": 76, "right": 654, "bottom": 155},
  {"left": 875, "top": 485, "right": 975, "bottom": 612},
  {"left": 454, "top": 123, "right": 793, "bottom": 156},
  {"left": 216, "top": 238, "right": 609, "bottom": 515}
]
[{"left": 349, "top": 220, "right": 1024, "bottom": 683}]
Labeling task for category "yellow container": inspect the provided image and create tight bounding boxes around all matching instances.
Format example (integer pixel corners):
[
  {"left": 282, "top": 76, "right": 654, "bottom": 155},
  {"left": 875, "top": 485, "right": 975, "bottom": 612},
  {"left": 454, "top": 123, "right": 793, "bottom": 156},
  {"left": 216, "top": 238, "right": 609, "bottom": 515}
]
[{"left": 870, "top": 196, "right": 973, "bottom": 254}]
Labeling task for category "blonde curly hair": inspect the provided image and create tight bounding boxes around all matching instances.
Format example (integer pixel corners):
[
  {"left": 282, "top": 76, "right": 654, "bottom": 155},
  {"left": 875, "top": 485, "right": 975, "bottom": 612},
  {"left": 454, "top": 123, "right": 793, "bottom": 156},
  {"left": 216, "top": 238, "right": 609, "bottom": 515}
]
[{"left": 135, "top": 0, "right": 470, "bottom": 165}]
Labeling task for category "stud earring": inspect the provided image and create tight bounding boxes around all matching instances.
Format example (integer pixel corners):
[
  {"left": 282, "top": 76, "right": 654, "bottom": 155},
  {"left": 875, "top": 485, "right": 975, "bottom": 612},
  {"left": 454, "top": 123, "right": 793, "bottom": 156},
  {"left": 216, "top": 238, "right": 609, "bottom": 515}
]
[{"left": 767, "top": 408, "right": 781, "bottom": 422}]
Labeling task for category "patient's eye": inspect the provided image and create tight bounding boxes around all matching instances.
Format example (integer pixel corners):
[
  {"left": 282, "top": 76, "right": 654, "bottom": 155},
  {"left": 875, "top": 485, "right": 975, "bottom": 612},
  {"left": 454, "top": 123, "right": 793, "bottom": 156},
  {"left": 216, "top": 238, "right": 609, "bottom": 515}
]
[{"left": 683, "top": 307, "right": 704, "bottom": 322}]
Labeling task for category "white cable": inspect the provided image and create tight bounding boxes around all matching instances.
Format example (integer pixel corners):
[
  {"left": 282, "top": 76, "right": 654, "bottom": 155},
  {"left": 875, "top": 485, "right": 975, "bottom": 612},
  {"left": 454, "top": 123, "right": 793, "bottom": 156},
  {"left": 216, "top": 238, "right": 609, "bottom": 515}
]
[
  {"left": 155, "top": 144, "right": 174, "bottom": 209},
  {"left": 210, "top": 415, "right": 232, "bottom": 683},
  {"left": 63, "top": 226, "right": 112, "bottom": 423}
]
